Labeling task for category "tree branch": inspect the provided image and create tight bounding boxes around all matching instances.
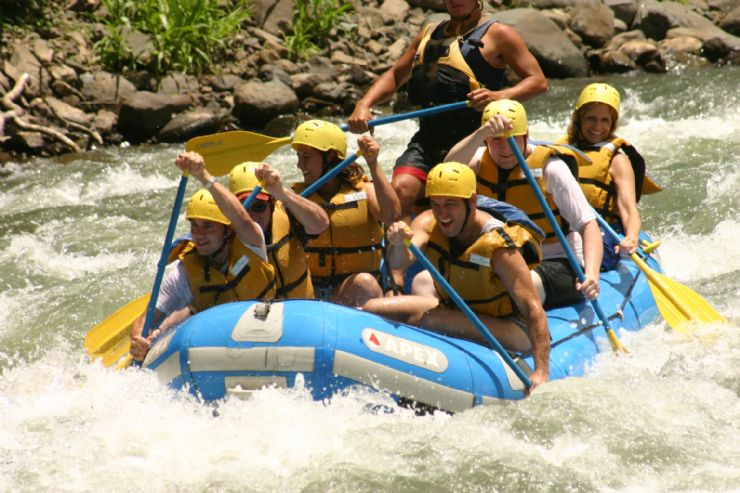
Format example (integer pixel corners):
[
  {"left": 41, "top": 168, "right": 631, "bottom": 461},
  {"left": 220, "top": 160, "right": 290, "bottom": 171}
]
[{"left": 1, "top": 72, "right": 82, "bottom": 153}]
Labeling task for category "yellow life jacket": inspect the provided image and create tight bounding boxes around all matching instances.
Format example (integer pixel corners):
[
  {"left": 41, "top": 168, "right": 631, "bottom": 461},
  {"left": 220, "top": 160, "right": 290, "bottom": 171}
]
[
  {"left": 179, "top": 236, "right": 276, "bottom": 313},
  {"left": 407, "top": 18, "right": 506, "bottom": 144},
  {"left": 267, "top": 202, "right": 314, "bottom": 299},
  {"left": 293, "top": 178, "right": 384, "bottom": 287},
  {"left": 425, "top": 217, "right": 542, "bottom": 317},
  {"left": 477, "top": 144, "right": 583, "bottom": 243},
  {"left": 564, "top": 136, "right": 662, "bottom": 223}
]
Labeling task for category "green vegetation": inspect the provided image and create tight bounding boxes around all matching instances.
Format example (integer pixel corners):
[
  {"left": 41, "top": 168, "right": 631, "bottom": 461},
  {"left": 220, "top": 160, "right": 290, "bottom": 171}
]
[
  {"left": 283, "top": 0, "right": 354, "bottom": 61},
  {"left": 94, "top": 0, "right": 252, "bottom": 77}
]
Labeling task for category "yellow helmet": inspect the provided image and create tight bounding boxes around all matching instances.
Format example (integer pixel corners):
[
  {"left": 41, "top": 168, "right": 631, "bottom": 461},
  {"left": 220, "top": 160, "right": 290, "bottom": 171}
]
[
  {"left": 185, "top": 189, "right": 230, "bottom": 225},
  {"left": 575, "top": 83, "right": 620, "bottom": 113},
  {"left": 291, "top": 119, "right": 347, "bottom": 159},
  {"left": 229, "top": 161, "right": 270, "bottom": 200},
  {"left": 481, "top": 99, "right": 528, "bottom": 137},
  {"left": 425, "top": 162, "right": 476, "bottom": 199}
]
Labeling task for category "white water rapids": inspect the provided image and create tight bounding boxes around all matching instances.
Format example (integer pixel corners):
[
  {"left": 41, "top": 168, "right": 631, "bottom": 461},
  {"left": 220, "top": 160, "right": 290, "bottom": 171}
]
[{"left": 1, "top": 67, "right": 738, "bottom": 492}]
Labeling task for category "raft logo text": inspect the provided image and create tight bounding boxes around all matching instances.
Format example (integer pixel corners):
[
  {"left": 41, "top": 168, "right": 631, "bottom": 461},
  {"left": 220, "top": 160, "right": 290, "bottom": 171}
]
[{"left": 362, "top": 328, "right": 449, "bottom": 373}]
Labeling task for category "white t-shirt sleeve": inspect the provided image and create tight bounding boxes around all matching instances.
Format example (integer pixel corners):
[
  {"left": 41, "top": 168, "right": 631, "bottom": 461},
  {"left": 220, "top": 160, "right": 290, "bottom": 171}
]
[
  {"left": 541, "top": 157, "right": 596, "bottom": 264},
  {"left": 156, "top": 261, "right": 194, "bottom": 315},
  {"left": 543, "top": 157, "right": 595, "bottom": 231},
  {"left": 472, "top": 146, "right": 486, "bottom": 170},
  {"left": 238, "top": 237, "right": 268, "bottom": 261}
]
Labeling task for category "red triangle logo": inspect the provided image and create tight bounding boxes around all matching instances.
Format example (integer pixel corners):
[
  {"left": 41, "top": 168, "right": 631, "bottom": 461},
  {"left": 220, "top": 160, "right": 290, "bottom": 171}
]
[{"left": 368, "top": 332, "right": 381, "bottom": 346}]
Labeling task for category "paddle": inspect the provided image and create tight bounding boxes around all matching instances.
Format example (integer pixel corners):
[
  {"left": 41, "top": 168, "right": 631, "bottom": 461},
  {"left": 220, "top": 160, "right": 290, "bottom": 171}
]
[
  {"left": 85, "top": 153, "right": 227, "bottom": 366},
  {"left": 139, "top": 172, "right": 192, "bottom": 342},
  {"left": 242, "top": 183, "right": 265, "bottom": 208},
  {"left": 300, "top": 151, "right": 362, "bottom": 197},
  {"left": 185, "top": 101, "right": 471, "bottom": 170},
  {"left": 594, "top": 214, "right": 726, "bottom": 332},
  {"left": 507, "top": 137, "right": 628, "bottom": 353},
  {"left": 83, "top": 294, "right": 149, "bottom": 368},
  {"left": 406, "top": 242, "right": 532, "bottom": 389}
]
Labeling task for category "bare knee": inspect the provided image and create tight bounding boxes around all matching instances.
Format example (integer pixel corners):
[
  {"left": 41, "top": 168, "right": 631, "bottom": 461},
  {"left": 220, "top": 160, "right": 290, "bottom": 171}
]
[
  {"left": 392, "top": 174, "right": 423, "bottom": 218},
  {"left": 410, "top": 270, "right": 436, "bottom": 297},
  {"left": 530, "top": 270, "right": 546, "bottom": 305},
  {"left": 335, "top": 273, "right": 383, "bottom": 307}
]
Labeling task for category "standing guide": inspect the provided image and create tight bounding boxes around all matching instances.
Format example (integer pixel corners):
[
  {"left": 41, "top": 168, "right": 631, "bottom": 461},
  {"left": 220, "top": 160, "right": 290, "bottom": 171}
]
[{"left": 347, "top": 0, "right": 548, "bottom": 223}]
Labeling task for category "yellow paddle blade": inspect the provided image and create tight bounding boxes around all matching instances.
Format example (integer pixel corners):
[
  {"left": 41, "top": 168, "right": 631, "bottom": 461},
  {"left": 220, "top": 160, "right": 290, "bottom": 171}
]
[
  {"left": 185, "top": 131, "right": 291, "bottom": 176},
  {"left": 631, "top": 254, "right": 726, "bottom": 333},
  {"left": 84, "top": 294, "right": 149, "bottom": 368},
  {"left": 642, "top": 174, "right": 663, "bottom": 195}
]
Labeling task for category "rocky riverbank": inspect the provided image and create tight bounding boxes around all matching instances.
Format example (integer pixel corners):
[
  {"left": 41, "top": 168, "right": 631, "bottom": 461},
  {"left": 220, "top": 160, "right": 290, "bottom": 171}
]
[{"left": 1, "top": 0, "right": 738, "bottom": 162}]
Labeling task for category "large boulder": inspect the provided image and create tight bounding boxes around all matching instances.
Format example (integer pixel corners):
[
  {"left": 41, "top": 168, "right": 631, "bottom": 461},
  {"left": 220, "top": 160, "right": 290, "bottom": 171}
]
[
  {"left": 251, "top": 0, "right": 293, "bottom": 37},
  {"left": 79, "top": 71, "right": 137, "bottom": 105},
  {"left": 632, "top": 0, "right": 698, "bottom": 39},
  {"left": 590, "top": 48, "right": 637, "bottom": 72},
  {"left": 157, "top": 109, "right": 226, "bottom": 143},
  {"left": 158, "top": 73, "right": 200, "bottom": 96},
  {"left": 8, "top": 131, "right": 46, "bottom": 153},
  {"left": 659, "top": 34, "right": 708, "bottom": 67},
  {"left": 233, "top": 79, "right": 300, "bottom": 127},
  {"left": 719, "top": 6, "right": 740, "bottom": 36},
  {"left": 44, "top": 96, "right": 93, "bottom": 125},
  {"left": 569, "top": 0, "right": 616, "bottom": 47},
  {"left": 495, "top": 8, "right": 589, "bottom": 78},
  {"left": 117, "top": 91, "right": 191, "bottom": 142},
  {"left": 603, "top": 0, "right": 638, "bottom": 26},
  {"left": 668, "top": 26, "right": 740, "bottom": 61},
  {"left": 380, "top": 0, "right": 411, "bottom": 24},
  {"left": 290, "top": 71, "right": 333, "bottom": 99},
  {"left": 619, "top": 38, "right": 665, "bottom": 71},
  {"left": 630, "top": 0, "right": 739, "bottom": 60}
]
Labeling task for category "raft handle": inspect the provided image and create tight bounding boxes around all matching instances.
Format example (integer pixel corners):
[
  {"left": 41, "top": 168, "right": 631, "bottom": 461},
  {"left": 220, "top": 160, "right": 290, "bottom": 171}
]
[{"left": 253, "top": 302, "right": 271, "bottom": 321}]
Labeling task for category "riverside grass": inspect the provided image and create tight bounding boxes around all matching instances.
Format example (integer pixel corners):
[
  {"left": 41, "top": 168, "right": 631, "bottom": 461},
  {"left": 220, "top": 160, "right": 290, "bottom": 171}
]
[
  {"left": 94, "top": 0, "right": 252, "bottom": 77},
  {"left": 284, "top": 0, "right": 354, "bottom": 61}
]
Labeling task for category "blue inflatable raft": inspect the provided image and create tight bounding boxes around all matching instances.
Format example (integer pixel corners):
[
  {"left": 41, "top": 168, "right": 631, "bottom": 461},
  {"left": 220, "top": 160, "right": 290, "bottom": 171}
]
[{"left": 140, "top": 249, "right": 661, "bottom": 412}]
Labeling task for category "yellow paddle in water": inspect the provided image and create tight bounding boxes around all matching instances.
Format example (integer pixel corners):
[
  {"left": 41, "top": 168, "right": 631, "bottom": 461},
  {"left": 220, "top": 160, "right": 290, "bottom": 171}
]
[
  {"left": 185, "top": 101, "right": 471, "bottom": 170},
  {"left": 594, "top": 214, "right": 726, "bottom": 333},
  {"left": 83, "top": 186, "right": 266, "bottom": 368},
  {"left": 84, "top": 294, "right": 149, "bottom": 368},
  {"left": 507, "top": 137, "right": 628, "bottom": 353}
]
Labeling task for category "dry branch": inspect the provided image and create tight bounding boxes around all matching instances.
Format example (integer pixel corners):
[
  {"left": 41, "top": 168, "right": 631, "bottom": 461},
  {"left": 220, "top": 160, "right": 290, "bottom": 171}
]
[{"left": 1, "top": 72, "right": 82, "bottom": 153}]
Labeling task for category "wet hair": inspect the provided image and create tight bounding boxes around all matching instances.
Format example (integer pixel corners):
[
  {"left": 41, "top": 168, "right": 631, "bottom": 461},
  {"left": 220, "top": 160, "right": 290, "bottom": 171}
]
[{"left": 566, "top": 103, "right": 619, "bottom": 146}]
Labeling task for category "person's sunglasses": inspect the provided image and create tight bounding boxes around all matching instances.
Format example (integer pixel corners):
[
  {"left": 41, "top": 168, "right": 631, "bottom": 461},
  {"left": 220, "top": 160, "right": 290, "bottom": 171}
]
[{"left": 249, "top": 201, "right": 270, "bottom": 213}]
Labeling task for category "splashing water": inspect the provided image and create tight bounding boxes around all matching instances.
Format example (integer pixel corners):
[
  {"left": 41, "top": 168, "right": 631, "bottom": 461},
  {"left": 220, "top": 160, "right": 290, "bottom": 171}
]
[{"left": 1, "top": 67, "right": 738, "bottom": 492}]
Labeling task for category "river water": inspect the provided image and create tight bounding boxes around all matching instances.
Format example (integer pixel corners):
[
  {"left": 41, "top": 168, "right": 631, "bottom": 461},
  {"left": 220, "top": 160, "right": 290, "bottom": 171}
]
[{"left": 1, "top": 67, "right": 738, "bottom": 492}]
